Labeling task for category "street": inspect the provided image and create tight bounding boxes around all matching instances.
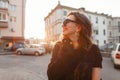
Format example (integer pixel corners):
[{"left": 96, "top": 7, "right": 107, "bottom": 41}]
[
  {"left": 0, "top": 53, "right": 120, "bottom": 80},
  {"left": 0, "top": 54, "right": 51, "bottom": 80},
  {"left": 101, "top": 57, "right": 120, "bottom": 80}
]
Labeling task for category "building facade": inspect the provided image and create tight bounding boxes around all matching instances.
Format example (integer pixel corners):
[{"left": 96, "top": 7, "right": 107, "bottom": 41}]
[
  {"left": 0, "top": 0, "right": 26, "bottom": 49},
  {"left": 108, "top": 17, "right": 120, "bottom": 44},
  {"left": 44, "top": 2, "right": 120, "bottom": 47}
]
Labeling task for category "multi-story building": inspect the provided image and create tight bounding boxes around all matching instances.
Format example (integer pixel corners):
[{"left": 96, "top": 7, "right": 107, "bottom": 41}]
[
  {"left": 44, "top": 2, "right": 120, "bottom": 47},
  {"left": 0, "top": 0, "right": 26, "bottom": 49},
  {"left": 108, "top": 17, "right": 120, "bottom": 43}
]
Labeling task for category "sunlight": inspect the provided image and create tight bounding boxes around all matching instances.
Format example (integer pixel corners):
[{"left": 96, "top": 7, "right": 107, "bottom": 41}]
[
  {"left": 25, "top": 0, "right": 120, "bottom": 40},
  {"left": 25, "top": 31, "right": 45, "bottom": 39}
]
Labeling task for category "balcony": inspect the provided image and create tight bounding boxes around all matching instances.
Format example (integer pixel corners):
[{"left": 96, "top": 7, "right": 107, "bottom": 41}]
[
  {"left": 0, "top": 7, "right": 8, "bottom": 13},
  {"left": 0, "top": 0, "right": 8, "bottom": 12},
  {"left": 0, "top": 21, "right": 8, "bottom": 28}
]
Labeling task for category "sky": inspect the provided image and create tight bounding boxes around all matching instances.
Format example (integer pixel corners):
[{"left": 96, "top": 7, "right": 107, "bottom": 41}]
[{"left": 25, "top": 0, "right": 120, "bottom": 39}]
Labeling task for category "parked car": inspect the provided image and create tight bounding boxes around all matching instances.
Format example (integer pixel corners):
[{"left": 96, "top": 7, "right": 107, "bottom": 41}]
[
  {"left": 3, "top": 42, "right": 25, "bottom": 51},
  {"left": 99, "top": 43, "right": 114, "bottom": 52},
  {"left": 110, "top": 43, "right": 120, "bottom": 68},
  {"left": 42, "top": 43, "right": 52, "bottom": 54},
  {"left": 12, "top": 42, "right": 25, "bottom": 51},
  {"left": 16, "top": 44, "right": 46, "bottom": 56}
]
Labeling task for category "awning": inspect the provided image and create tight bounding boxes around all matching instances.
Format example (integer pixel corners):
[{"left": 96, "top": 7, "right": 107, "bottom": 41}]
[
  {"left": 0, "top": 21, "right": 8, "bottom": 28},
  {"left": 1, "top": 36, "right": 25, "bottom": 41}
]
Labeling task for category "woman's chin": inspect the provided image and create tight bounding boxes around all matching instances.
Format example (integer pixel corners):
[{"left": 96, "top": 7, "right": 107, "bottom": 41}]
[
  {"left": 63, "top": 33, "right": 67, "bottom": 36},
  {"left": 63, "top": 31, "right": 68, "bottom": 35}
]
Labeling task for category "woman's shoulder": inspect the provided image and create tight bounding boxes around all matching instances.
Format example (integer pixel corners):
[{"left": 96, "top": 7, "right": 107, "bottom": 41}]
[
  {"left": 53, "top": 41, "right": 62, "bottom": 48},
  {"left": 90, "top": 44, "right": 102, "bottom": 57},
  {"left": 55, "top": 40, "right": 62, "bottom": 45},
  {"left": 91, "top": 44, "right": 100, "bottom": 50},
  {"left": 86, "top": 43, "right": 101, "bottom": 54}
]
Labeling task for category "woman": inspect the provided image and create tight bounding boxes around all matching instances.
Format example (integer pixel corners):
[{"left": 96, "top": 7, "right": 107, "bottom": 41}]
[{"left": 47, "top": 12, "right": 102, "bottom": 80}]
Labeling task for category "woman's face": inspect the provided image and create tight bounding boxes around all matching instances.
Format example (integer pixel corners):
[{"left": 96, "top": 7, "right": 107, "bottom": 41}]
[{"left": 62, "top": 15, "right": 80, "bottom": 37}]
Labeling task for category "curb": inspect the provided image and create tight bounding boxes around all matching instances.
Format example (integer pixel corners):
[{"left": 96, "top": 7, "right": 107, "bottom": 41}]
[
  {"left": 0, "top": 51, "right": 14, "bottom": 55},
  {"left": 101, "top": 52, "right": 110, "bottom": 58}
]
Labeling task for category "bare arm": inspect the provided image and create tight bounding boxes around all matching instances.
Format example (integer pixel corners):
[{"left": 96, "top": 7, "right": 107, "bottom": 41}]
[{"left": 92, "top": 68, "right": 102, "bottom": 80}]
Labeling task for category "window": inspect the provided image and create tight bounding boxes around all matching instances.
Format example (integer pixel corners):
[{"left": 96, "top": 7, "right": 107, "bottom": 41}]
[
  {"left": 103, "top": 29, "right": 106, "bottom": 35},
  {"left": 10, "top": 4, "right": 16, "bottom": 11},
  {"left": 118, "top": 21, "right": 120, "bottom": 32},
  {"left": 0, "top": 13, "right": 7, "bottom": 21},
  {"left": 88, "top": 16, "right": 91, "bottom": 20},
  {"left": 103, "top": 19, "right": 105, "bottom": 24},
  {"left": 104, "top": 40, "right": 106, "bottom": 44},
  {"left": 14, "top": 17, "right": 16, "bottom": 22},
  {"left": 109, "top": 31, "right": 112, "bottom": 37},
  {"left": 96, "top": 30, "right": 98, "bottom": 35},
  {"left": 96, "top": 17, "right": 98, "bottom": 23},
  {"left": 10, "top": 17, "right": 12, "bottom": 22},
  {"left": 0, "top": 13, "right": 1, "bottom": 20},
  {"left": 0, "top": 1, "right": 7, "bottom": 8},
  {"left": 10, "top": 16, "right": 16, "bottom": 23},
  {"left": 109, "top": 21, "right": 111, "bottom": 26},
  {"left": 96, "top": 40, "right": 99, "bottom": 44},
  {"left": 63, "top": 11, "right": 67, "bottom": 16},
  {"left": 93, "top": 30, "right": 98, "bottom": 35},
  {"left": 0, "top": 1, "right": 4, "bottom": 8},
  {"left": 3, "top": 13, "right": 6, "bottom": 20}
]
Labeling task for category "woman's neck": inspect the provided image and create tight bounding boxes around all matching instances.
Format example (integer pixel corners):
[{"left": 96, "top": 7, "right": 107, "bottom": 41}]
[
  {"left": 69, "top": 35, "right": 79, "bottom": 49},
  {"left": 69, "top": 34, "right": 78, "bottom": 42}
]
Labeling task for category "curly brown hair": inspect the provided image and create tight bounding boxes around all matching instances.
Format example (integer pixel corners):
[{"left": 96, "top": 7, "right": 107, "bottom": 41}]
[{"left": 68, "top": 12, "right": 92, "bottom": 50}]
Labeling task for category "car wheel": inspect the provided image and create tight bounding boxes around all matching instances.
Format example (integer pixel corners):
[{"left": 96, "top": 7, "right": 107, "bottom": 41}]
[
  {"left": 17, "top": 51, "right": 22, "bottom": 55},
  {"left": 114, "top": 63, "right": 119, "bottom": 69},
  {"left": 34, "top": 52, "right": 39, "bottom": 56}
]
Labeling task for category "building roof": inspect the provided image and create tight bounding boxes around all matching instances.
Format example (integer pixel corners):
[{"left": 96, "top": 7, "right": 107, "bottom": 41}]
[
  {"left": 1, "top": 36, "right": 25, "bottom": 40},
  {"left": 44, "top": 3, "right": 78, "bottom": 20},
  {"left": 44, "top": 2, "right": 116, "bottom": 20}
]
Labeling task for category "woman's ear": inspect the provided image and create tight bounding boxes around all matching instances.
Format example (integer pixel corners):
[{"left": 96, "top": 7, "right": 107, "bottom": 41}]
[{"left": 76, "top": 26, "right": 81, "bottom": 32}]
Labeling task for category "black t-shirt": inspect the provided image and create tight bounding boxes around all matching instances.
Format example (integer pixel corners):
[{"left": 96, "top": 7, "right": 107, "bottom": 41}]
[
  {"left": 73, "top": 44, "right": 102, "bottom": 68},
  {"left": 73, "top": 44, "right": 102, "bottom": 80},
  {"left": 48, "top": 41, "right": 102, "bottom": 80}
]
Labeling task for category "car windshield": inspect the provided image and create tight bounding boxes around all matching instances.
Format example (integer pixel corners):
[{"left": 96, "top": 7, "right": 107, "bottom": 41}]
[
  {"left": 29, "top": 44, "right": 44, "bottom": 48},
  {"left": 118, "top": 45, "right": 120, "bottom": 51},
  {"left": 15, "top": 43, "right": 25, "bottom": 48},
  {"left": 113, "top": 44, "right": 117, "bottom": 51}
]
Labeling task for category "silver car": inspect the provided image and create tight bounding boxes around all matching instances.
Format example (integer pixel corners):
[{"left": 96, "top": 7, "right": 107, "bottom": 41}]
[{"left": 16, "top": 44, "right": 46, "bottom": 56}]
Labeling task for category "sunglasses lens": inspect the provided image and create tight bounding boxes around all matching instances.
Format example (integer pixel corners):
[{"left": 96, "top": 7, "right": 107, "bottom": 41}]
[
  {"left": 63, "top": 19, "right": 70, "bottom": 26},
  {"left": 63, "top": 19, "right": 78, "bottom": 26}
]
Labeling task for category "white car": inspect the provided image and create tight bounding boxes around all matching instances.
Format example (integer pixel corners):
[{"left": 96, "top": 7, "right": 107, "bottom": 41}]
[
  {"left": 16, "top": 44, "right": 46, "bottom": 56},
  {"left": 111, "top": 43, "right": 120, "bottom": 68}
]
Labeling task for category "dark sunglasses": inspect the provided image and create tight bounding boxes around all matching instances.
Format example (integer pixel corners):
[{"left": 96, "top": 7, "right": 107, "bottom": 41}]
[{"left": 63, "top": 19, "right": 78, "bottom": 26}]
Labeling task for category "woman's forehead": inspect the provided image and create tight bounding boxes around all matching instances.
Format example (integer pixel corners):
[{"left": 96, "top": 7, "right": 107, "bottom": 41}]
[{"left": 66, "top": 15, "right": 76, "bottom": 20}]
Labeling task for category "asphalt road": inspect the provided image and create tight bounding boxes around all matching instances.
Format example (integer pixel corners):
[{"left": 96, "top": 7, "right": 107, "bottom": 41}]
[
  {"left": 101, "top": 57, "right": 120, "bottom": 80},
  {"left": 0, "top": 54, "right": 120, "bottom": 80}
]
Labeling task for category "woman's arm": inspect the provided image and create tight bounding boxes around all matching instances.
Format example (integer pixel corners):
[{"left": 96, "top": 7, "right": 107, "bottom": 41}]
[
  {"left": 92, "top": 68, "right": 102, "bottom": 80},
  {"left": 91, "top": 45, "right": 102, "bottom": 80}
]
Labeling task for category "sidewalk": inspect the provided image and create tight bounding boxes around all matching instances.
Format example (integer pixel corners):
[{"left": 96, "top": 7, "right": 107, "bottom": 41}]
[{"left": 0, "top": 49, "right": 14, "bottom": 55}]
